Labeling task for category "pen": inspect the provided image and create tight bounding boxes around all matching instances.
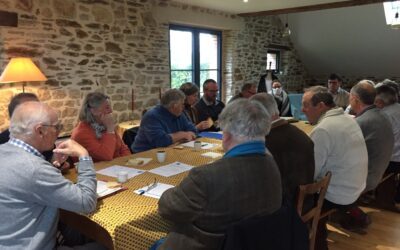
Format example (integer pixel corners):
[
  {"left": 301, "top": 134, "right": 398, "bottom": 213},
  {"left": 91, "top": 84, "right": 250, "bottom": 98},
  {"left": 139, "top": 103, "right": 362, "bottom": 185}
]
[{"left": 139, "top": 179, "right": 158, "bottom": 195}]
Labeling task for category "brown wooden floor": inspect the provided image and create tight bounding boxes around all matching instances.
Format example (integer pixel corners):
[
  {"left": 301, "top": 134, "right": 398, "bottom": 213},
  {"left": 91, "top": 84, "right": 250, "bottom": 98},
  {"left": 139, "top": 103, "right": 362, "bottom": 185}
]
[{"left": 328, "top": 206, "right": 400, "bottom": 250}]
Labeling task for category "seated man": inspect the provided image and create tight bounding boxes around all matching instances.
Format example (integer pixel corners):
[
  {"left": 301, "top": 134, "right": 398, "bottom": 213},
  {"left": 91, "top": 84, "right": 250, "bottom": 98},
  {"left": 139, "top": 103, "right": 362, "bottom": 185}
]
[
  {"left": 228, "top": 83, "right": 257, "bottom": 103},
  {"left": 194, "top": 79, "right": 225, "bottom": 131},
  {"left": 132, "top": 89, "right": 197, "bottom": 153},
  {"left": 375, "top": 84, "right": 400, "bottom": 208},
  {"left": 301, "top": 86, "right": 368, "bottom": 249},
  {"left": 251, "top": 93, "right": 315, "bottom": 204},
  {"left": 271, "top": 80, "right": 291, "bottom": 117},
  {"left": 0, "top": 101, "right": 97, "bottom": 249},
  {"left": 327, "top": 73, "right": 350, "bottom": 109},
  {"left": 157, "top": 99, "right": 282, "bottom": 250}
]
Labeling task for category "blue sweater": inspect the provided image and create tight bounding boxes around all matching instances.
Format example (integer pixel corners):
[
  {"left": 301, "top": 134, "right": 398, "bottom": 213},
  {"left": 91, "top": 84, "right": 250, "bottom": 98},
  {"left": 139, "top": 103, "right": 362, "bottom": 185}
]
[{"left": 132, "top": 105, "right": 197, "bottom": 152}]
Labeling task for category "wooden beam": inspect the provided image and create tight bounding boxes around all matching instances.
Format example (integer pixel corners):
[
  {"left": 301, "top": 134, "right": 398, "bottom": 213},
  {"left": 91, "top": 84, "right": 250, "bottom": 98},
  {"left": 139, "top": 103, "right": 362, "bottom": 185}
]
[
  {"left": 238, "top": 0, "right": 388, "bottom": 17},
  {"left": 0, "top": 10, "right": 18, "bottom": 27}
]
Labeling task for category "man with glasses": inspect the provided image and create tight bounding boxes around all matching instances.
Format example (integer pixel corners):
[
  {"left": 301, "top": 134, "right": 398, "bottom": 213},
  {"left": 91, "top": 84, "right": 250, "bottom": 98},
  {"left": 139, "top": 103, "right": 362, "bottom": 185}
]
[
  {"left": 228, "top": 83, "right": 257, "bottom": 103},
  {"left": 194, "top": 79, "right": 225, "bottom": 131},
  {"left": 0, "top": 101, "right": 101, "bottom": 249}
]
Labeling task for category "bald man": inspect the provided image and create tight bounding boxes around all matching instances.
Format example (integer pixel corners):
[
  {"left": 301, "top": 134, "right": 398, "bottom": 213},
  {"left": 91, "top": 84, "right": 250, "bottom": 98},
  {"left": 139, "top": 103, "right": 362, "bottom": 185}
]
[{"left": 0, "top": 102, "right": 98, "bottom": 249}]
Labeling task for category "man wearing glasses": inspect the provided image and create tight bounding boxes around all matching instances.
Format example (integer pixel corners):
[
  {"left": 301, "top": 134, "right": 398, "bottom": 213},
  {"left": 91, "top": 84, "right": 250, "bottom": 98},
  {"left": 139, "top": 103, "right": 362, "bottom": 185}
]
[{"left": 194, "top": 79, "right": 225, "bottom": 131}]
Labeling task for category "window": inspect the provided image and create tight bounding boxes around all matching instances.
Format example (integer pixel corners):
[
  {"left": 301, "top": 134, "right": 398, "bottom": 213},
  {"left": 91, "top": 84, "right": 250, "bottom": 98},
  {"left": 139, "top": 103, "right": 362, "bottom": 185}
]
[
  {"left": 383, "top": 1, "right": 400, "bottom": 27},
  {"left": 266, "top": 50, "right": 280, "bottom": 74},
  {"left": 169, "top": 25, "right": 222, "bottom": 96}
]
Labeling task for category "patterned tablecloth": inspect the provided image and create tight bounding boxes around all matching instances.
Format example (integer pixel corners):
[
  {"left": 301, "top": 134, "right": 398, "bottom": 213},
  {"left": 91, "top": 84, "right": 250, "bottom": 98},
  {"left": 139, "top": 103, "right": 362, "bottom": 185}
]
[{"left": 64, "top": 138, "right": 224, "bottom": 250}]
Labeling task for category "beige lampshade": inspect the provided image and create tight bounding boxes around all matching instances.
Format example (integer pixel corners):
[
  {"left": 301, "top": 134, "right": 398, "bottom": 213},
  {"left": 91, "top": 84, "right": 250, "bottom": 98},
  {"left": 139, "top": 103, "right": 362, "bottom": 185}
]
[{"left": 0, "top": 57, "right": 47, "bottom": 83}]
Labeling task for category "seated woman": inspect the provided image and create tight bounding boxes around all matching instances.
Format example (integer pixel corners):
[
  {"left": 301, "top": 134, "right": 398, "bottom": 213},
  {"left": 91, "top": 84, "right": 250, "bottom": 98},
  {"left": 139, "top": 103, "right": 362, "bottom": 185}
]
[
  {"left": 71, "top": 92, "right": 131, "bottom": 162},
  {"left": 179, "top": 82, "right": 211, "bottom": 131}
]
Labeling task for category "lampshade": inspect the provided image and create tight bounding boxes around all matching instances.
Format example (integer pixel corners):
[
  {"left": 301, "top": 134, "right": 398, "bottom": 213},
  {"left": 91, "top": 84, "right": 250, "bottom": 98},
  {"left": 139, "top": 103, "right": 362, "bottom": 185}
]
[{"left": 0, "top": 57, "right": 47, "bottom": 83}]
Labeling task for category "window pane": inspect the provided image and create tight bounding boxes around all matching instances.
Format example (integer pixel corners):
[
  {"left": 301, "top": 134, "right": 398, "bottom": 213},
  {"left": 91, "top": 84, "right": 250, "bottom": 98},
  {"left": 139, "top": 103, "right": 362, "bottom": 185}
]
[
  {"left": 170, "top": 30, "right": 193, "bottom": 70},
  {"left": 200, "top": 70, "right": 218, "bottom": 95},
  {"left": 200, "top": 33, "right": 218, "bottom": 70},
  {"left": 171, "top": 70, "right": 193, "bottom": 89},
  {"left": 267, "top": 52, "right": 277, "bottom": 70}
]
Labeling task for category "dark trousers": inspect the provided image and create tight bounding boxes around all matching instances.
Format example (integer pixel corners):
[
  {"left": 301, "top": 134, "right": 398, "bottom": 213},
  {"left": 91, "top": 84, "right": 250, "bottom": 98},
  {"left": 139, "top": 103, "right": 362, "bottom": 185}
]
[
  {"left": 385, "top": 161, "right": 400, "bottom": 202},
  {"left": 315, "top": 200, "right": 350, "bottom": 250}
]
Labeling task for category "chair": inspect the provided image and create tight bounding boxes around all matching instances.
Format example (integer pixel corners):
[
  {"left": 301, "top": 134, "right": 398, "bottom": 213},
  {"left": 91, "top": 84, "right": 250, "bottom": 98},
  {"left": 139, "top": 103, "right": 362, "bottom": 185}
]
[
  {"left": 296, "top": 172, "right": 332, "bottom": 250},
  {"left": 122, "top": 127, "right": 139, "bottom": 153}
]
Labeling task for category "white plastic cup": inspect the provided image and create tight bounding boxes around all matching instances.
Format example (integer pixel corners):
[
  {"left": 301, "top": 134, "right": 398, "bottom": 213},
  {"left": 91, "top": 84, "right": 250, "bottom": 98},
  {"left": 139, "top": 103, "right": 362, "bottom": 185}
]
[
  {"left": 156, "top": 151, "right": 166, "bottom": 163},
  {"left": 117, "top": 171, "right": 128, "bottom": 183},
  {"left": 194, "top": 141, "right": 202, "bottom": 151}
]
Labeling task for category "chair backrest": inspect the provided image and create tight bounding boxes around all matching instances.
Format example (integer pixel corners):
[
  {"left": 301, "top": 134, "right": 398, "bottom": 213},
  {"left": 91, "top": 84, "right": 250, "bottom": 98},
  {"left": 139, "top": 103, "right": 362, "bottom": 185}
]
[
  {"left": 122, "top": 127, "right": 139, "bottom": 153},
  {"left": 296, "top": 172, "right": 332, "bottom": 250}
]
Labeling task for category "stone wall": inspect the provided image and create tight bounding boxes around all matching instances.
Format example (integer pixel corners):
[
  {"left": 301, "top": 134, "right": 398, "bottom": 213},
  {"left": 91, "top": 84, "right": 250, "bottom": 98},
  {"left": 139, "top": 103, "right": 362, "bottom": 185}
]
[
  {"left": 223, "top": 16, "right": 312, "bottom": 100},
  {"left": 0, "top": 0, "right": 311, "bottom": 135}
]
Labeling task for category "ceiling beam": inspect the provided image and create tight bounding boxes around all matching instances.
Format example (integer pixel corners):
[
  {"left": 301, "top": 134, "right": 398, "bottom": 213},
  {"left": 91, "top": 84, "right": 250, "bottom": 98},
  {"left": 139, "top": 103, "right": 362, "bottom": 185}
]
[
  {"left": 0, "top": 10, "right": 18, "bottom": 27},
  {"left": 238, "top": 0, "right": 388, "bottom": 17}
]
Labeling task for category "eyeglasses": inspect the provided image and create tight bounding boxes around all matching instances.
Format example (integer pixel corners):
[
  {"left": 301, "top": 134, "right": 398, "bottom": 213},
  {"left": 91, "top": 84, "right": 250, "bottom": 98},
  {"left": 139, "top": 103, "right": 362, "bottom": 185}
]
[{"left": 42, "top": 123, "right": 63, "bottom": 132}]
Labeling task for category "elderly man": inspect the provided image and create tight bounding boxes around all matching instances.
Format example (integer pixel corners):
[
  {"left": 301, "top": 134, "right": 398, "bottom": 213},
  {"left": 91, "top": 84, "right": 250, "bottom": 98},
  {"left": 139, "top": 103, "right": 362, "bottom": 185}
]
[
  {"left": 157, "top": 99, "right": 282, "bottom": 250},
  {"left": 0, "top": 102, "right": 97, "bottom": 249},
  {"left": 228, "top": 83, "right": 257, "bottom": 103},
  {"left": 375, "top": 84, "right": 400, "bottom": 208},
  {"left": 251, "top": 93, "right": 314, "bottom": 204},
  {"left": 194, "top": 79, "right": 225, "bottom": 131},
  {"left": 301, "top": 86, "right": 368, "bottom": 249},
  {"left": 132, "top": 89, "right": 197, "bottom": 153},
  {"left": 328, "top": 73, "right": 349, "bottom": 109},
  {"left": 271, "top": 80, "right": 291, "bottom": 116}
]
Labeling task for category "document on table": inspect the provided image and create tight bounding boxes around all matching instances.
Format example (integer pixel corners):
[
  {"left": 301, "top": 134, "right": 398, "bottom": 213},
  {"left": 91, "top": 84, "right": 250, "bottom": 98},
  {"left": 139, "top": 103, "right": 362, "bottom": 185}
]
[
  {"left": 201, "top": 152, "right": 223, "bottom": 159},
  {"left": 96, "top": 165, "right": 145, "bottom": 179},
  {"left": 97, "top": 180, "right": 124, "bottom": 198},
  {"left": 134, "top": 183, "right": 174, "bottom": 199},
  {"left": 181, "top": 141, "right": 215, "bottom": 150},
  {"left": 149, "top": 161, "right": 194, "bottom": 177}
]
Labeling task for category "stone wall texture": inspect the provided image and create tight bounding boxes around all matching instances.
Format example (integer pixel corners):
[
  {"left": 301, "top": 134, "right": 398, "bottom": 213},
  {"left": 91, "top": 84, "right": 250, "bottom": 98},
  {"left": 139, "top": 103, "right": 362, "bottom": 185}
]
[{"left": 0, "top": 0, "right": 311, "bottom": 135}]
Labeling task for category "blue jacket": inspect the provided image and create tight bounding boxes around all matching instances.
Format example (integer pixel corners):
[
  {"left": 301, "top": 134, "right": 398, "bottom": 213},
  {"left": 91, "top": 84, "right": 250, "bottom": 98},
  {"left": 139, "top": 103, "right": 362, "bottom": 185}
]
[{"left": 132, "top": 105, "right": 197, "bottom": 152}]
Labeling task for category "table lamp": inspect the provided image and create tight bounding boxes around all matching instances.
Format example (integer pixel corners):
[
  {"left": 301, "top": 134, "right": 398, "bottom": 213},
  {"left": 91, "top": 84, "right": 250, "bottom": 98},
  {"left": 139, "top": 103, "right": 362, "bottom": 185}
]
[{"left": 0, "top": 57, "right": 47, "bottom": 92}]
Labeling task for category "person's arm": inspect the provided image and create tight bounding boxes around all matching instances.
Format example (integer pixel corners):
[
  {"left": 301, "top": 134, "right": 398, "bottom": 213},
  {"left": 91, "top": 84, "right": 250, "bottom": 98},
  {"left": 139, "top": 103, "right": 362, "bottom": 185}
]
[
  {"left": 310, "top": 128, "right": 331, "bottom": 181},
  {"left": 31, "top": 140, "right": 97, "bottom": 213},
  {"left": 141, "top": 114, "right": 175, "bottom": 148},
  {"left": 118, "top": 136, "right": 132, "bottom": 156},
  {"left": 158, "top": 168, "right": 207, "bottom": 223},
  {"left": 72, "top": 123, "right": 118, "bottom": 161},
  {"left": 169, "top": 131, "right": 196, "bottom": 143}
]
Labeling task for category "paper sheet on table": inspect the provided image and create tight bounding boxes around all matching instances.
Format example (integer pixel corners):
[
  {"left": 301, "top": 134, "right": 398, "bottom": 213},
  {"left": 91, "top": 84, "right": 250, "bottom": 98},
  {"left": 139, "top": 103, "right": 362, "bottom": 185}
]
[
  {"left": 149, "top": 161, "right": 194, "bottom": 177},
  {"left": 96, "top": 165, "right": 145, "bottom": 179},
  {"left": 133, "top": 183, "right": 174, "bottom": 199},
  {"left": 97, "top": 180, "right": 123, "bottom": 198},
  {"left": 201, "top": 152, "right": 223, "bottom": 159},
  {"left": 180, "top": 141, "right": 215, "bottom": 149}
]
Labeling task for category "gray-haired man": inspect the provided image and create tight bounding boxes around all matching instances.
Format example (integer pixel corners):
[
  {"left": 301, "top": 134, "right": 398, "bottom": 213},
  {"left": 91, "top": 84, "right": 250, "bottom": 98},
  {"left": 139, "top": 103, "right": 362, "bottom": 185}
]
[
  {"left": 132, "top": 89, "right": 197, "bottom": 152},
  {"left": 157, "top": 99, "right": 282, "bottom": 250},
  {"left": 0, "top": 102, "right": 97, "bottom": 249}
]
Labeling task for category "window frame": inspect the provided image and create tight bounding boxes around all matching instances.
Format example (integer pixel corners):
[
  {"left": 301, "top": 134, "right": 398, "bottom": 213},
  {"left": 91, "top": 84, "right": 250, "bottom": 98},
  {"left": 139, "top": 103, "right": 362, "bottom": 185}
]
[
  {"left": 266, "top": 49, "right": 281, "bottom": 74},
  {"left": 169, "top": 24, "right": 222, "bottom": 99}
]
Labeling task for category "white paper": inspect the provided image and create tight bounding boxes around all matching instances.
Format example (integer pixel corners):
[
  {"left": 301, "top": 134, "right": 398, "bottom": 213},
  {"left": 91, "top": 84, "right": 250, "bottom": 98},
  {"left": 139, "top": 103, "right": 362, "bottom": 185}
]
[
  {"left": 201, "top": 152, "right": 223, "bottom": 159},
  {"left": 181, "top": 141, "right": 215, "bottom": 149},
  {"left": 148, "top": 161, "right": 194, "bottom": 177},
  {"left": 97, "top": 180, "right": 123, "bottom": 198},
  {"left": 134, "top": 183, "right": 174, "bottom": 199},
  {"left": 97, "top": 165, "right": 145, "bottom": 179}
]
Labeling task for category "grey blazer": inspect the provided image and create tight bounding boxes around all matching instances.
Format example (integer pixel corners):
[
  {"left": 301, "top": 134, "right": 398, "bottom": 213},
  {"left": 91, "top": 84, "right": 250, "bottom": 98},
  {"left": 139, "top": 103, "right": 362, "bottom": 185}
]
[
  {"left": 356, "top": 106, "right": 394, "bottom": 191},
  {"left": 158, "top": 154, "right": 282, "bottom": 250}
]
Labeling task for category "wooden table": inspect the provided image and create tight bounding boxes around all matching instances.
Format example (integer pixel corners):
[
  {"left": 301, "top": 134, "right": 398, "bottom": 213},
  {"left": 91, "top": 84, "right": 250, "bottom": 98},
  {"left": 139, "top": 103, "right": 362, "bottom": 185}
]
[
  {"left": 116, "top": 120, "right": 141, "bottom": 138},
  {"left": 291, "top": 120, "right": 314, "bottom": 135},
  {"left": 61, "top": 138, "right": 223, "bottom": 250}
]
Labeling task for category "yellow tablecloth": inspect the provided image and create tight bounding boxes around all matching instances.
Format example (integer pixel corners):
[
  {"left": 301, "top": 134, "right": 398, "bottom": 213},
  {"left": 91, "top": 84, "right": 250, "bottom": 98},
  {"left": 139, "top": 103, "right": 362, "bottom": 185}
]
[
  {"left": 291, "top": 120, "right": 314, "bottom": 135},
  {"left": 64, "top": 138, "right": 223, "bottom": 250}
]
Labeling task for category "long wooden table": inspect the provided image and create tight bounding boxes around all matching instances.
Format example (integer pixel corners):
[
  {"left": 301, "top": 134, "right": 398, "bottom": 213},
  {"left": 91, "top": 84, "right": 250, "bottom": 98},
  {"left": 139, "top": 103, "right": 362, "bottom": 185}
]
[{"left": 61, "top": 138, "right": 223, "bottom": 250}]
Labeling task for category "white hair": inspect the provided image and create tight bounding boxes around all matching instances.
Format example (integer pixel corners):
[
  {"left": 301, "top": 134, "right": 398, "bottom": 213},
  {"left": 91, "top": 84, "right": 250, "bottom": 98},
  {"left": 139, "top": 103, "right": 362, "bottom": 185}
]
[
  {"left": 9, "top": 101, "right": 52, "bottom": 139},
  {"left": 219, "top": 99, "right": 271, "bottom": 141}
]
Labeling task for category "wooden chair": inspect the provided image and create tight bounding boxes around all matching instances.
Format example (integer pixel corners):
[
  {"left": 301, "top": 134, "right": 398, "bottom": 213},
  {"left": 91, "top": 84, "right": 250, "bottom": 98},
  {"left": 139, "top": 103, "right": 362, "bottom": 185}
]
[{"left": 296, "top": 172, "right": 332, "bottom": 250}]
